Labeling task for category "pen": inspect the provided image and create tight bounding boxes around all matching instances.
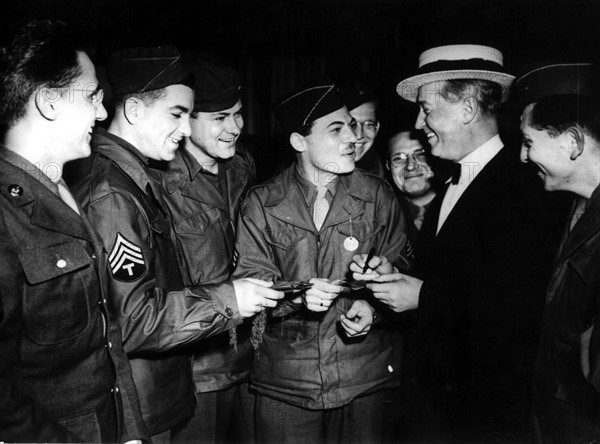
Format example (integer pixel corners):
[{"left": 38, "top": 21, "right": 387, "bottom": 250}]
[{"left": 362, "top": 247, "right": 376, "bottom": 274}]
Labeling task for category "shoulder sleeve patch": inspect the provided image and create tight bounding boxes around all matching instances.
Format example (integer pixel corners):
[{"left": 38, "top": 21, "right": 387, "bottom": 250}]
[{"left": 108, "top": 233, "right": 147, "bottom": 282}]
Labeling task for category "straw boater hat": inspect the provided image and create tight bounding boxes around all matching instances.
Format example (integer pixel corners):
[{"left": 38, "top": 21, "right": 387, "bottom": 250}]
[{"left": 396, "top": 44, "right": 515, "bottom": 102}]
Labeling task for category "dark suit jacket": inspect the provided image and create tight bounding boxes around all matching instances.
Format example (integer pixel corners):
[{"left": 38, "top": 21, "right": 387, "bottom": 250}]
[{"left": 414, "top": 143, "right": 562, "bottom": 439}]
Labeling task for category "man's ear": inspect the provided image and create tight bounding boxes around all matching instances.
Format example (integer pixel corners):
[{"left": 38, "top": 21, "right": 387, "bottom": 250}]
[
  {"left": 290, "top": 132, "right": 306, "bottom": 153},
  {"left": 462, "top": 96, "right": 479, "bottom": 124},
  {"left": 123, "top": 97, "right": 142, "bottom": 125},
  {"left": 385, "top": 159, "right": 391, "bottom": 171},
  {"left": 34, "top": 88, "right": 60, "bottom": 121},
  {"left": 566, "top": 126, "right": 585, "bottom": 160}
]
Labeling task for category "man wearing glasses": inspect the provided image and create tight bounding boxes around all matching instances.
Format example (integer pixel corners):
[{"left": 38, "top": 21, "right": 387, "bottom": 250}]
[
  {"left": 387, "top": 128, "right": 437, "bottom": 246},
  {"left": 340, "top": 79, "right": 386, "bottom": 177}
]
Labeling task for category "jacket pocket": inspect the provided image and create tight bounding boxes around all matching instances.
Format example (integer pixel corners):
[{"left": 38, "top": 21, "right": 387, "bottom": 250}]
[
  {"left": 55, "top": 408, "right": 102, "bottom": 442},
  {"left": 336, "top": 219, "right": 382, "bottom": 244},
  {"left": 21, "top": 242, "right": 93, "bottom": 344},
  {"left": 264, "top": 226, "right": 313, "bottom": 274}
]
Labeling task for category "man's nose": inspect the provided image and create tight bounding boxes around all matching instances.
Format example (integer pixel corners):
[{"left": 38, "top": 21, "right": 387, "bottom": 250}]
[
  {"left": 355, "top": 122, "right": 365, "bottom": 139},
  {"left": 519, "top": 145, "right": 528, "bottom": 163},
  {"left": 345, "top": 124, "right": 358, "bottom": 143},
  {"left": 96, "top": 103, "right": 108, "bottom": 121},
  {"left": 405, "top": 157, "right": 417, "bottom": 171},
  {"left": 180, "top": 115, "right": 192, "bottom": 137},
  {"left": 415, "top": 110, "right": 425, "bottom": 130}
]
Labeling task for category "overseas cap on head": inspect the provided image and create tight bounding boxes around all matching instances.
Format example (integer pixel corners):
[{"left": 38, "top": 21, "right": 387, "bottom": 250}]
[
  {"left": 339, "top": 79, "right": 376, "bottom": 111},
  {"left": 108, "top": 45, "right": 192, "bottom": 95},
  {"left": 273, "top": 76, "right": 345, "bottom": 134},
  {"left": 396, "top": 44, "right": 515, "bottom": 102},
  {"left": 516, "top": 63, "right": 593, "bottom": 107},
  {"left": 189, "top": 58, "right": 241, "bottom": 112}
]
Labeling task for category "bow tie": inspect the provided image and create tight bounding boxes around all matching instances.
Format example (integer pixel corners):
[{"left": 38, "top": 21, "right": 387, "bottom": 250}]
[{"left": 450, "top": 162, "right": 461, "bottom": 185}]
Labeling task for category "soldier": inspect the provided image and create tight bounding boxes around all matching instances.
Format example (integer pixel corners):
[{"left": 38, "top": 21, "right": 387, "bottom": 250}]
[
  {"left": 233, "top": 77, "right": 408, "bottom": 443},
  {"left": 69, "top": 46, "right": 282, "bottom": 442},
  {"left": 161, "top": 59, "right": 257, "bottom": 443},
  {"left": 0, "top": 20, "right": 147, "bottom": 443}
]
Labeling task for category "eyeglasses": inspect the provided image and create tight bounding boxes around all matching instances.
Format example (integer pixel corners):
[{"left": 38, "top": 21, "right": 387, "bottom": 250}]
[
  {"left": 355, "top": 120, "right": 378, "bottom": 133},
  {"left": 73, "top": 88, "right": 105, "bottom": 107},
  {"left": 390, "top": 150, "right": 428, "bottom": 167}
]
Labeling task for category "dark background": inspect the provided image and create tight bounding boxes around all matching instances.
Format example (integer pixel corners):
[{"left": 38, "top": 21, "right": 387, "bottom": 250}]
[{"left": 3, "top": 0, "right": 600, "bottom": 179}]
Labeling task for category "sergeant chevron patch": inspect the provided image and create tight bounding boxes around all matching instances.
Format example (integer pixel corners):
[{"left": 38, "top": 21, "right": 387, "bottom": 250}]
[{"left": 109, "top": 233, "right": 146, "bottom": 282}]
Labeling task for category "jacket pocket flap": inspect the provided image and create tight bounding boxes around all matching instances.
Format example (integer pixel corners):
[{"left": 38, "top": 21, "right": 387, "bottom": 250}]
[
  {"left": 173, "top": 207, "right": 220, "bottom": 235},
  {"left": 264, "top": 227, "right": 308, "bottom": 249},
  {"left": 20, "top": 242, "right": 92, "bottom": 284}
]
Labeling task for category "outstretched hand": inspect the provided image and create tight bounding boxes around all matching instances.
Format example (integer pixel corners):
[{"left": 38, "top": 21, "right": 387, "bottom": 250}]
[
  {"left": 233, "top": 278, "right": 284, "bottom": 318},
  {"left": 367, "top": 272, "right": 421, "bottom": 313}
]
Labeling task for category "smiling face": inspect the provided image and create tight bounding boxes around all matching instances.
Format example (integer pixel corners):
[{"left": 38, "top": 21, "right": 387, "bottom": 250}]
[
  {"left": 55, "top": 51, "right": 107, "bottom": 163},
  {"left": 387, "top": 131, "right": 434, "bottom": 198},
  {"left": 136, "top": 84, "right": 194, "bottom": 161},
  {"left": 187, "top": 100, "right": 244, "bottom": 164},
  {"left": 295, "top": 106, "right": 357, "bottom": 185},
  {"left": 349, "top": 101, "right": 379, "bottom": 161},
  {"left": 415, "top": 81, "right": 470, "bottom": 161},
  {"left": 520, "top": 104, "right": 576, "bottom": 192}
]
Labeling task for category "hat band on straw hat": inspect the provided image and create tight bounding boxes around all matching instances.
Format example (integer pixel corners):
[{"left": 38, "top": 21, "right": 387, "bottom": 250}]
[{"left": 418, "top": 59, "right": 504, "bottom": 75}]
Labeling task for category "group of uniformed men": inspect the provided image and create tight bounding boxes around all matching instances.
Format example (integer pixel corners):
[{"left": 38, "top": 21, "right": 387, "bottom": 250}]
[{"left": 2, "top": 19, "right": 600, "bottom": 444}]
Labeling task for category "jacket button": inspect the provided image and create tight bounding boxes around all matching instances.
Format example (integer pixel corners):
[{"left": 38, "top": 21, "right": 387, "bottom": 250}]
[
  {"left": 8, "top": 184, "right": 23, "bottom": 197},
  {"left": 56, "top": 259, "right": 67, "bottom": 268},
  {"left": 225, "top": 307, "right": 233, "bottom": 317}
]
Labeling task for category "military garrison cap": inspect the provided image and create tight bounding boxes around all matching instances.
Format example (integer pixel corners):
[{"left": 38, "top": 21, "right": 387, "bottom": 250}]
[
  {"left": 273, "top": 76, "right": 345, "bottom": 134},
  {"left": 516, "top": 63, "right": 593, "bottom": 106},
  {"left": 107, "top": 45, "right": 192, "bottom": 95},
  {"left": 339, "top": 79, "right": 376, "bottom": 111},
  {"left": 188, "top": 57, "right": 241, "bottom": 112}
]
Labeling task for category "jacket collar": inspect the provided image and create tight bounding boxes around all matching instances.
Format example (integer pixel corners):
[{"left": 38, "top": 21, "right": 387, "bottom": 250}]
[
  {"left": 0, "top": 154, "right": 91, "bottom": 241},
  {"left": 264, "top": 163, "right": 375, "bottom": 207},
  {"left": 265, "top": 164, "right": 375, "bottom": 231},
  {"left": 92, "top": 128, "right": 154, "bottom": 197},
  {"left": 164, "top": 145, "right": 252, "bottom": 211},
  {"left": 555, "top": 184, "right": 600, "bottom": 264}
]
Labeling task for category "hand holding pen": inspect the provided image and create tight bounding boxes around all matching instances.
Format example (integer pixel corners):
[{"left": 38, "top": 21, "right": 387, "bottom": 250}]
[{"left": 350, "top": 250, "right": 394, "bottom": 281}]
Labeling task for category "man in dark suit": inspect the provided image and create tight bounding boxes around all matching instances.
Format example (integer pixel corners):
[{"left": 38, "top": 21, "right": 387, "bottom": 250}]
[
  {"left": 351, "top": 44, "right": 561, "bottom": 442},
  {"left": 0, "top": 20, "right": 147, "bottom": 442}
]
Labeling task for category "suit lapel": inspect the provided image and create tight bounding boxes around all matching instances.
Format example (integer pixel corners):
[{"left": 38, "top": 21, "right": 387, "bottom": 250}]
[{"left": 435, "top": 149, "right": 507, "bottom": 241}]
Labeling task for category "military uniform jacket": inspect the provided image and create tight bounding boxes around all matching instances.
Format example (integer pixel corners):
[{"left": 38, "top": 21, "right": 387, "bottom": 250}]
[
  {"left": 233, "top": 164, "right": 408, "bottom": 410},
  {"left": 0, "top": 151, "right": 147, "bottom": 442},
  {"left": 534, "top": 184, "right": 600, "bottom": 443},
  {"left": 70, "top": 128, "right": 242, "bottom": 435},
  {"left": 162, "top": 145, "right": 256, "bottom": 392}
]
